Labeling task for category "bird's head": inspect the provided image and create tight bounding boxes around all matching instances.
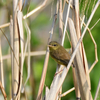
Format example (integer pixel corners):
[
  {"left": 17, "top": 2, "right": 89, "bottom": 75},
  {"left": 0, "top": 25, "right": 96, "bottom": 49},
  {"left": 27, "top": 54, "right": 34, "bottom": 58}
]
[{"left": 48, "top": 41, "right": 60, "bottom": 51}]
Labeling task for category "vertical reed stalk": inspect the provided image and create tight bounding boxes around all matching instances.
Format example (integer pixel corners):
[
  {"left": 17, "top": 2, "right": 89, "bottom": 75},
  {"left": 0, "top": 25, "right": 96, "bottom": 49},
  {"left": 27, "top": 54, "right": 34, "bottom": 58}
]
[
  {"left": 12, "top": 0, "right": 20, "bottom": 99},
  {"left": 0, "top": 39, "right": 4, "bottom": 88},
  {"left": 58, "top": 0, "right": 63, "bottom": 99}
]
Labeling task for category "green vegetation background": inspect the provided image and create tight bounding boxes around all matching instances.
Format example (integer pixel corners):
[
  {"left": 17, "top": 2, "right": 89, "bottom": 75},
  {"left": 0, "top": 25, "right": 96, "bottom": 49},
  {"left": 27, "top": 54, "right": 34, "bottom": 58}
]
[{"left": 0, "top": 0, "right": 100, "bottom": 100}]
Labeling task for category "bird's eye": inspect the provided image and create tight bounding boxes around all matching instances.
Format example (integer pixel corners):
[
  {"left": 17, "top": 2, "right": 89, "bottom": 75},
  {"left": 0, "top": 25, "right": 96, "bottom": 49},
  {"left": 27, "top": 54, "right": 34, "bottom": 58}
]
[{"left": 53, "top": 44, "right": 57, "bottom": 46}]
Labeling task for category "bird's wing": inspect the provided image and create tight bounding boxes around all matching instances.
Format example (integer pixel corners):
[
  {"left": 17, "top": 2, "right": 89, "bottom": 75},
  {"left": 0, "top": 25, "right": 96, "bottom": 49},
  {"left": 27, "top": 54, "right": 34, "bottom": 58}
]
[
  {"left": 58, "top": 48, "right": 71, "bottom": 60},
  {"left": 57, "top": 48, "right": 71, "bottom": 66},
  {"left": 59, "top": 59, "right": 69, "bottom": 66},
  {"left": 50, "top": 52, "right": 69, "bottom": 66}
]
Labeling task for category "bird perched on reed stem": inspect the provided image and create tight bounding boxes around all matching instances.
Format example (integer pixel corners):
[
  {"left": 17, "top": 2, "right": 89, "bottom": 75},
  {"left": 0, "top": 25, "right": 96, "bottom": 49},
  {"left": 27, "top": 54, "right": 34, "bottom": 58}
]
[{"left": 48, "top": 41, "right": 74, "bottom": 67}]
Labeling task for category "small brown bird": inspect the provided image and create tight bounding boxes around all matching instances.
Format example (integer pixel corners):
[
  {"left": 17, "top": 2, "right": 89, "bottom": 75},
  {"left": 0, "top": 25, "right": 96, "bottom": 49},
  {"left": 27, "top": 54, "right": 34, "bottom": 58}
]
[{"left": 48, "top": 41, "right": 74, "bottom": 67}]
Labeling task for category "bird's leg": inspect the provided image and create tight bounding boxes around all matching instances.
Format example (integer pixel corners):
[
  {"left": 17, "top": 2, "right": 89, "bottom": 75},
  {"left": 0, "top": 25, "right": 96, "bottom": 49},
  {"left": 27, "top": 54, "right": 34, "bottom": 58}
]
[
  {"left": 54, "top": 63, "right": 75, "bottom": 76},
  {"left": 54, "top": 69, "right": 63, "bottom": 76}
]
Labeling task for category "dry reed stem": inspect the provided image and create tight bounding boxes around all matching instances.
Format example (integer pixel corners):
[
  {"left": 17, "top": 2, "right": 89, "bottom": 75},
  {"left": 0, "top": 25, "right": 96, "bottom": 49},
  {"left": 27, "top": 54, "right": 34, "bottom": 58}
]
[
  {"left": 62, "top": 0, "right": 66, "bottom": 12},
  {"left": 0, "top": 0, "right": 48, "bottom": 29},
  {"left": 45, "top": 86, "right": 49, "bottom": 100},
  {"left": 94, "top": 79, "right": 100, "bottom": 100},
  {"left": 12, "top": 0, "right": 20, "bottom": 99},
  {"left": 15, "top": 6, "right": 24, "bottom": 99},
  {"left": 69, "top": 18, "right": 93, "bottom": 100},
  {"left": 58, "top": 0, "right": 63, "bottom": 43},
  {"left": 66, "top": 0, "right": 73, "bottom": 9},
  {"left": 61, "top": 0, "right": 71, "bottom": 46},
  {"left": 9, "top": 16, "right": 14, "bottom": 99},
  {"left": 0, "top": 3, "right": 50, "bottom": 91},
  {"left": 72, "top": 0, "right": 100, "bottom": 77},
  {"left": 58, "top": 50, "right": 97, "bottom": 99},
  {"left": 66, "top": 0, "right": 98, "bottom": 74},
  {"left": 0, "top": 28, "right": 19, "bottom": 67},
  {"left": 55, "top": 0, "right": 59, "bottom": 17},
  {"left": 58, "top": 0, "right": 63, "bottom": 99},
  {"left": 80, "top": 16, "right": 91, "bottom": 88},
  {"left": 72, "top": 68, "right": 80, "bottom": 99},
  {"left": 81, "top": 15, "right": 85, "bottom": 28},
  {"left": 1, "top": 49, "right": 71, "bottom": 61},
  {"left": 74, "top": 0, "right": 81, "bottom": 40},
  {"left": 36, "top": 50, "right": 49, "bottom": 100},
  {"left": 90, "top": 18, "right": 100, "bottom": 30},
  {"left": 59, "top": 87, "right": 75, "bottom": 98},
  {"left": 46, "top": 66, "right": 71, "bottom": 100},
  {"left": 2, "top": 51, "right": 46, "bottom": 60},
  {"left": 47, "top": 0, "right": 70, "bottom": 100},
  {"left": 73, "top": 0, "right": 81, "bottom": 98},
  {"left": 80, "top": 18, "right": 98, "bottom": 73},
  {"left": 57, "top": 14, "right": 98, "bottom": 97},
  {"left": 36, "top": 13, "right": 56, "bottom": 100},
  {"left": 0, "top": 39, "right": 4, "bottom": 88},
  {"left": 82, "top": 43, "right": 91, "bottom": 89},
  {"left": 67, "top": 0, "right": 100, "bottom": 95},
  {"left": 75, "top": 0, "right": 91, "bottom": 93},
  {"left": 2, "top": 49, "right": 70, "bottom": 61},
  {"left": 23, "top": 20, "right": 31, "bottom": 87},
  {"left": 17, "top": 19, "right": 31, "bottom": 94},
  {"left": 46, "top": 1, "right": 72, "bottom": 100},
  {"left": 88, "top": 29, "right": 98, "bottom": 73},
  {"left": 67, "top": 1, "right": 100, "bottom": 97},
  {"left": 23, "top": 0, "right": 48, "bottom": 19},
  {"left": 0, "top": 23, "right": 10, "bottom": 29},
  {"left": 0, "top": 81, "right": 7, "bottom": 100}
]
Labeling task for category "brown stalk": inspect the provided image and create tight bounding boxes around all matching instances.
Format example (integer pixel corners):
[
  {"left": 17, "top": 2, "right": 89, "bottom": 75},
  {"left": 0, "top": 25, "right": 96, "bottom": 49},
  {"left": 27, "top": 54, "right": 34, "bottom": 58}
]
[
  {"left": 58, "top": 0, "right": 63, "bottom": 100},
  {"left": 0, "top": 39, "right": 4, "bottom": 88},
  {"left": 46, "top": 1, "right": 71, "bottom": 100},
  {"left": 23, "top": 0, "right": 48, "bottom": 19},
  {"left": 23, "top": 20, "right": 31, "bottom": 87},
  {"left": 15, "top": 0, "right": 24, "bottom": 99},
  {"left": 46, "top": 66, "right": 71, "bottom": 100},
  {"left": 36, "top": 50, "right": 49, "bottom": 100},
  {"left": 12, "top": 0, "right": 20, "bottom": 99},
  {"left": 0, "top": 81, "right": 7, "bottom": 100},
  {"left": 58, "top": 0, "right": 63, "bottom": 43},
  {"left": 72, "top": 0, "right": 80, "bottom": 99},
  {"left": 0, "top": 23, "right": 10, "bottom": 29},
  {"left": 67, "top": 0, "right": 98, "bottom": 78},
  {"left": 59, "top": 87, "right": 75, "bottom": 98},
  {"left": 80, "top": 18, "right": 98, "bottom": 73},
  {"left": 0, "top": 0, "right": 48, "bottom": 29},
  {"left": 36, "top": 13, "right": 56, "bottom": 100},
  {"left": 60, "top": 11, "right": 98, "bottom": 97},
  {"left": 72, "top": 68, "right": 80, "bottom": 99},
  {"left": 73, "top": 0, "right": 91, "bottom": 99},
  {"left": 67, "top": 0, "right": 98, "bottom": 74},
  {"left": 68, "top": 18, "right": 93, "bottom": 100}
]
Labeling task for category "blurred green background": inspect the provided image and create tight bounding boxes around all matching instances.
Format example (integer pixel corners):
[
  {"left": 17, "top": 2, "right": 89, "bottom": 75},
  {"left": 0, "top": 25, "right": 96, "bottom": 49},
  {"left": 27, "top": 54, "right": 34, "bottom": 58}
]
[{"left": 0, "top": 0, "right": 100, "bottom": 100}]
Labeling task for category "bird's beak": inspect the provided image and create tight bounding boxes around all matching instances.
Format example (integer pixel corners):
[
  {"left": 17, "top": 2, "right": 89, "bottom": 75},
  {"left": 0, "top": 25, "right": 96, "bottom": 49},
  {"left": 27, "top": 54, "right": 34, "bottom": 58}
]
[{"left": 48, "top": 45, "right": 53, "bottom": 48}]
